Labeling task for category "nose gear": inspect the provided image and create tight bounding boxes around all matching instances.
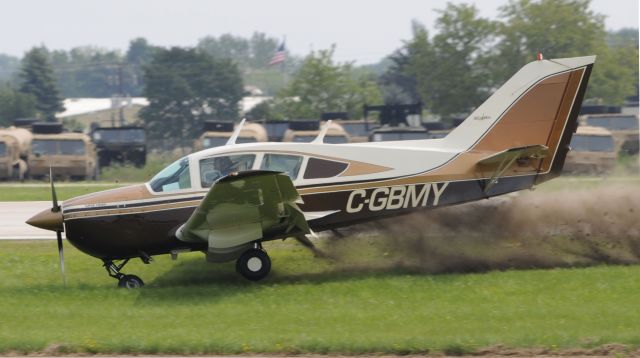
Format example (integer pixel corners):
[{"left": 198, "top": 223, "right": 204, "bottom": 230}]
[{"left": 103, "top": 259, "right": 145, "bottom": 288}]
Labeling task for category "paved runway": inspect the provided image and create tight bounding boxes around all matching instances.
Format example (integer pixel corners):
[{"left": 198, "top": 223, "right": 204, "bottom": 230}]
[{"left": 0, "top": 201, "right": 56, "bottom": 239}]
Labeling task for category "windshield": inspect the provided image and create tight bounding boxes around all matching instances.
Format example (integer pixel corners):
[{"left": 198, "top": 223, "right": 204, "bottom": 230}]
[
  {"left": 60, "top": 140, "right": 85, "bottom": 155},
  {"left": 371, "top": 131, "right": 428, "bottom": 141},
  {"left": 571, "top": 135, "right": 615, "bottom": 152},
  {"left": 0, "top": 143, "right": 6, "bottom": 157},
  {"left": 324, "top": 135, "right": 349, "bottom": 144},
  {"left": 32, "top": 140, "right": 58, "bottom": 155},
  {"left": 236, "top": 137, "right": 258, "bottom": 144},
  {"left": 202, "top": 137, "right": 230, "bottom": 148},
  {"left": 32, "top": 140, "right": 85, "bottom": 155},
  {"left": 149, "top": 157, "right": 191, "bottom": 192},
  {"left": 94, "top": 129, "right": 145, "bottom": 144},
  {"left": 264, "top": 122, "right": 289, "bottom": 140},
  {"left": 341, "top": 123, "right": 370, "bottom": 137},
  {"left": 586, "top": 116, "right": 639, "bottom": 130},
  {"left": 291, "top": 135, "right": 316, "bottom": 143}
]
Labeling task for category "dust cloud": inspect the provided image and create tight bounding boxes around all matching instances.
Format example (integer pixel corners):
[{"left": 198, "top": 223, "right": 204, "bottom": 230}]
[{"left": 321, "top": 184, "right": 640, "bottom": 273}]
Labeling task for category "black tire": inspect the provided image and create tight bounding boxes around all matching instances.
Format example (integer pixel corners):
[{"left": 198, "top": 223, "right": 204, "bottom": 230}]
[
  {"left": 236, "top": 248, "right": 271, "bottom": 281},
  {"left": 117, "top": 274, "right": 144, "bottom": 289}
]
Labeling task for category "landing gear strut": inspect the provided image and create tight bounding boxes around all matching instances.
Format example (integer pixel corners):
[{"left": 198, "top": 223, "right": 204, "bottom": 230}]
[
  {"left": 103, "top": 259, "right": 144, "bottom": 288},
  {"left": 236, "top": 243, "right": 271, "bottom": 281}
]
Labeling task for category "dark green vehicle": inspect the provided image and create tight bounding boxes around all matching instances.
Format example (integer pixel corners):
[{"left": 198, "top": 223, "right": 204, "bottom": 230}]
[{"left": 92, "top": 127, "right": 146, "bottom": 168}]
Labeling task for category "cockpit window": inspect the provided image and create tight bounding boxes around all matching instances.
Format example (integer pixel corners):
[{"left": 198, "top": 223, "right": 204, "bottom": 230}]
[
  {"left": 149, "top": 157, "right": 191, "bottom": 192},
  {"left": 199, "top": 154, "right": 255, "bottom": 188},
  {"left": 260, "top": 154, "right": 302, "bottom": 179},
  {"left": 0, "top": 143, "right": 6, "bottom": 156}
]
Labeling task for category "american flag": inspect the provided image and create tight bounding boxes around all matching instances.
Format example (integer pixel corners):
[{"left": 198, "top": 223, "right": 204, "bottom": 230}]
[{"left": 269, "top": 41, "right": 286, "bottom": 66}]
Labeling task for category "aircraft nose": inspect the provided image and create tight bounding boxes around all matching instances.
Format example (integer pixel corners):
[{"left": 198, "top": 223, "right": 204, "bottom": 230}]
[{"left": 26, "top": 208, "right": 63, "bottom": 232}]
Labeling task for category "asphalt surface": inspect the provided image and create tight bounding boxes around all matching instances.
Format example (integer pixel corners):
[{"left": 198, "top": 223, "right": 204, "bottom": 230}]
[{"left": 0, "top": 201, "right": 56, "bottom": 240}]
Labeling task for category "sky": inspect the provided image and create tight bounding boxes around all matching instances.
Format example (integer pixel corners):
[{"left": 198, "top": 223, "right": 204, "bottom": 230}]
[{"left": 1, "top": 0, "right": 638, "bottom": 64}]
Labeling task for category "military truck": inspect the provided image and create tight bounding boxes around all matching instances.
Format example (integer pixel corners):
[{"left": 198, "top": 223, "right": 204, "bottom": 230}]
[
  {"left": 92, "top": 126, "right": 146, "bottom": 168},
  {"left": 282, "top": 120, "right": 350, "bottom": 143},
  {"left": 0, "top": 127, "right": 32, "bottom": 180},
  {"left": 564, "top": 125, "right": 617, "bottom": 175},
  {"left": 263, "top": 121, "right": 290, "bottom": 142},
  {"left": 28, "top": 123, "right": 97, "bottom": 180},
  {"left": 319, "top": 112, "right": 371, "bottom": 143},
  {"left": 365, "top": 103, "right": 430, "bottom": 142},
  {"left": 582, "top": 114, "right": 639, "bottom": 155},
  {"left": 194, "top": 121, "right": 268, "bottom": 151}
]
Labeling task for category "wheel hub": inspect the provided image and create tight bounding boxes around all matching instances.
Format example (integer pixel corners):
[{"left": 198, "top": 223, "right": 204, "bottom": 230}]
[{"left": 247, "top": 257, "right": 263, "bottom": 272}]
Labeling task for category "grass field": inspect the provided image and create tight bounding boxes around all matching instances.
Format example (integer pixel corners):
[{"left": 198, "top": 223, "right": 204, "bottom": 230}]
[
  {"left": 0, "top": 183, "right": 126, "bottom": 201},
  {"left": 0, "top": 175, "right": 638, "bottom": 354},
  {"left": 0, "top": 240, "right": 638, "bottom": 355}
]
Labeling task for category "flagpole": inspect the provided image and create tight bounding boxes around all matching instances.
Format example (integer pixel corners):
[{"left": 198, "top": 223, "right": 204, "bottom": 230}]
[{"left": 281, "top": 36, "right": 287, "bottom": 87}]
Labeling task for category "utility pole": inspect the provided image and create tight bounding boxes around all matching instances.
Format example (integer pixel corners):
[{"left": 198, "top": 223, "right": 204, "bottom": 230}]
[{"left": 118, "top": 63, "right": 125, "bottom": 127}]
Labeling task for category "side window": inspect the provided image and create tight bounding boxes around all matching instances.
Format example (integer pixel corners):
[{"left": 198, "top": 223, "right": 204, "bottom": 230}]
[
  {"left": 260, "top": 154, "right": 303, "bottom": 180},
  {"left": 200, "top": 154, "right": 255, "bottom": 188},
  {"left": 303, "top": 157, "right": 348, "bottom": 179}
]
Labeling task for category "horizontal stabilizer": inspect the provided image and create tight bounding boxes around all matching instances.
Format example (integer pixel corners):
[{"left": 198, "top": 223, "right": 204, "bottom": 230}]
[
  {"left": 477, "top": 145, "right": 549, "bottom": 194},
  {"left": 477, "top": 145, "right": 549, "bottom": 167}
]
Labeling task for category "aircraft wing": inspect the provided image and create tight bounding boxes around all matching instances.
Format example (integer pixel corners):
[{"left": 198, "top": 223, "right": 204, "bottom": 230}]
[{"left": 176, "top": 170, "right": 310, "bottom": 252}]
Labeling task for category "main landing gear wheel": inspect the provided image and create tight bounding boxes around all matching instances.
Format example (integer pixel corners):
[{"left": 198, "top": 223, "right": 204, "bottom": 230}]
[
  {"left": 236, "top": 248, "right": 271, "bottom": 281},
  {"left": 117, "top": 274, "right": 144, "bottom": 288}
]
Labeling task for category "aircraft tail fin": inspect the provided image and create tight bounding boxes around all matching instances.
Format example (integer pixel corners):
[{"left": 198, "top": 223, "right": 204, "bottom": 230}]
[{"left": 444, "top": 55, "right": 595, "bottom": 183}]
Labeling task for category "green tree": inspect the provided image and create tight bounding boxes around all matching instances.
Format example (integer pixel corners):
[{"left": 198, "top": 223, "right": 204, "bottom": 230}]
[
  {"left": 496, "top": 0, "right": 635, "bottom": 104},
  {"left": 388, "top": 5, "right": 497, "bottom": 118},
  {"left": 140, "top": 47, "right": 244, "bottom": 140},
  {"left": 0, "top": 54, "right": 20, "bottom": 84},
  {"left": 273, "top": 46, "right": 382, "bottom": 120},
  {"left": 126, "top": 38, "right": 161, "bottom": 95},
  {"left": 197, "top": 34, "right": 250, "bottom": 67},
  {"left": 496, "top": 0, "right": 605, "bottom": 78},
  {"left": 0, "top": 84, "right": 36, "bottom": 125},
  {"left": 19, "top": 47, "right": 65, "bottom": 120}
]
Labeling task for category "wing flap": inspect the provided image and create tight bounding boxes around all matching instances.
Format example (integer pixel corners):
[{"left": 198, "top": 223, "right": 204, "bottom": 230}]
[{"left": 177, "top": 171, "right": 310, "bottom": 252}]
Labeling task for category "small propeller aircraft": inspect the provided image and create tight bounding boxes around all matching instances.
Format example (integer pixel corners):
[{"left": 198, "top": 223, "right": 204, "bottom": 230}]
[{"left": 27, "top": 55, "right": 595, "bottom": 288}]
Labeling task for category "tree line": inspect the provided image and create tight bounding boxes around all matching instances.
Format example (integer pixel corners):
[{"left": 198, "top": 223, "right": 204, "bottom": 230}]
[{"left": 0, "top": 0, "right": 637, "bottom": 139}]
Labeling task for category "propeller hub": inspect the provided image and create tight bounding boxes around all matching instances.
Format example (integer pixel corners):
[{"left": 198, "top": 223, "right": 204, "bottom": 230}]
[{"left": 26, "top": 208, "right": 63, "bottom": 232}]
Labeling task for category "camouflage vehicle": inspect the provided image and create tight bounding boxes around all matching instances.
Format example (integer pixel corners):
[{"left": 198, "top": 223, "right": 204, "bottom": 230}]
[
  {"left": 564, "top": 125, "right": 617, "bottom": 175},
  {"left": 263, "top": 121, "right": 290, "bottom": 142},
  {"left": 28, "top": 123, "right": 97, "bottom": 180},
  {"left": 334, "top": 120, "right": 372, "bottom": 142},
  {"left": 194, "top": 121, "right": 267, "bottom": 151},
  {"left": 582, "top": 114, "right": 639, "bottom": 155},
  {"left": 369, "top": 126, "right": 429, "bottom": 142},
  {"left": 282, "top": 120, "right": 350, "bottom": 143},
  {"left": 0, "top": 127, "right": 32, "bottom": 180},
  {"left": 365, "top": 103, "right": 430, "bottom": 142},
  {"left": 92, "top": 126, "right": 146, "bottom": 168}
]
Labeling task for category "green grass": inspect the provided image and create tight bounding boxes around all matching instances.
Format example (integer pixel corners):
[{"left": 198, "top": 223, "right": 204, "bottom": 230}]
[
  {"left": 0, "top": 240, "right": 638, "bottom": 355},
  {"left": 0, "top": 183, "right": 126, "bottom": 201}
]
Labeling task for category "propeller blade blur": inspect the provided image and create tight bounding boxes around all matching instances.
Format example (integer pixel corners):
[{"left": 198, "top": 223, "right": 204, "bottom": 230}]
[{"left": 56, "top": 231, "right": 66, "bottom": 287}]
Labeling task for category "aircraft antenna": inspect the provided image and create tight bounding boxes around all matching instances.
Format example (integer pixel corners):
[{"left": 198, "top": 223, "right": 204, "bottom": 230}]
[
  {"left": 312, "top": 120, "right": 332, "bottom": 144},
  {"left": 226, "top": 118, "right": 246, "bottom": 146}
]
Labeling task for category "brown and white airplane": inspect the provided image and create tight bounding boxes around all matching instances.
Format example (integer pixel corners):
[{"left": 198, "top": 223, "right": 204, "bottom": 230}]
[{"left": 27, "top": 55, "right": 595, "bottom": 288}]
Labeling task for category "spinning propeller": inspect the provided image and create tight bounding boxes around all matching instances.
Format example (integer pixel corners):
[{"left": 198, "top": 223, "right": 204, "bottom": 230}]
[{"left": 49, "top": 167, "right": 66, "bottom": 286}]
